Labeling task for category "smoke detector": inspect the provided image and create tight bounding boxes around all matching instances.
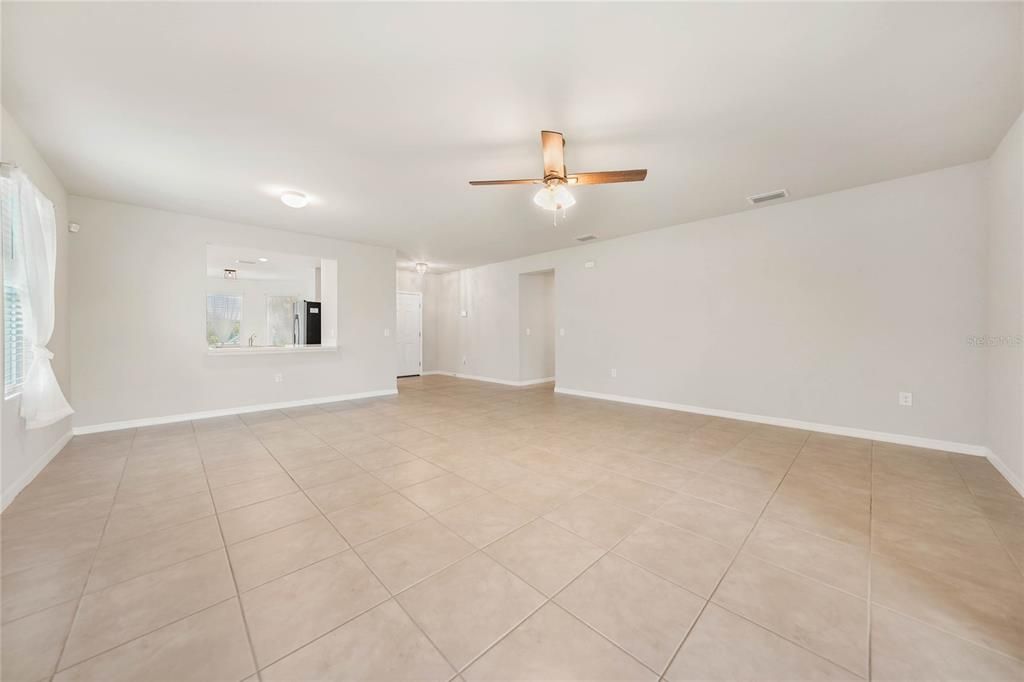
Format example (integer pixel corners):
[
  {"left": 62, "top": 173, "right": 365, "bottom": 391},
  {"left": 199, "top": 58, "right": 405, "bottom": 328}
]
[{"left": 747, "top": 189, "right": 789, "bottom": 205}]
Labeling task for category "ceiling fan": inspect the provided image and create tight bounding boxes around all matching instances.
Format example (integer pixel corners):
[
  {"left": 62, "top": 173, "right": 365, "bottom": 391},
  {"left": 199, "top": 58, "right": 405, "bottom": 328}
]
[{"left": 470, "top": 131, "right": 647, "bottom": 219}]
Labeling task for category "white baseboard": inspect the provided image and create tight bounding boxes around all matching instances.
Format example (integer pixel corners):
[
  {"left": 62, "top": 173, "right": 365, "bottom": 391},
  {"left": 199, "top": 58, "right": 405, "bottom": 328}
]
[
  {"left": 420, "top": 370, "right": 554, "bottom": 387},
  {"left": 71, "top": 388, "right": 399, "bottom": 436},
  {"left": 554, "top": 386, "right": 990, "bottom": 458},
  {"left": 985, "top": 449, "right": 1024, "bottom": 498},
  {"left": 2, "top": 429, "right": 72, "bottom": 511}
]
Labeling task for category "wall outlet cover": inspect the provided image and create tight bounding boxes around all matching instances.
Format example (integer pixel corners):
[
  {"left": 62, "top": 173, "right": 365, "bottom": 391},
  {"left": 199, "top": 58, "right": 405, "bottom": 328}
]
[{"left": 898, "top": 391, "right": 913, "bottom": 406}]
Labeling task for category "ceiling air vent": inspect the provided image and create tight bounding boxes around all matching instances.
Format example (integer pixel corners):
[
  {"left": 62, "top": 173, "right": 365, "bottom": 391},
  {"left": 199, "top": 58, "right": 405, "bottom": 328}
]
[
  {"left": 575, "top": 234, "right": 599, "bottom": 242},
  {"left": 747, "top": 189, "right": 789, "bottom": 205}
]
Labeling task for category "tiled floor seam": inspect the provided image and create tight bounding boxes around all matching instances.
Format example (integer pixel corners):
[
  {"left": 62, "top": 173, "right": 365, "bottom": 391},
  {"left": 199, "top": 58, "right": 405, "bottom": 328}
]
[
  {"left": 866, "top": 442, "right": 875, "bottom": 680},
  {"left": 654, "top": 430, "right": 858, "bottom": 681},
  {"left": 197, "top": 430, "right": 265, "bottom": 682},
  {"left": 48, "top": 428, "right": 135, "bottom": 677}
]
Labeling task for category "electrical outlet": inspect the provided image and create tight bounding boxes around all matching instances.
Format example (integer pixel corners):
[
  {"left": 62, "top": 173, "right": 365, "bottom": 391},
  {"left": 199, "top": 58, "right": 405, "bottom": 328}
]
[
  {"left": 898, "top": 391, "right": 913, "bottom": 407},
  {"left": 559, "top": 328, "right": 565, "bottom": 337},
  {"left": 274, "top": 373, "right": 283, "bottom": 383},
  {"left": 384, "top": 328, "right": 390, "bottom": 337},
  {"left": 610, "top": 368, "right": 617, "bottom": 378},
  {"left": 584, "top": 260, "right": 596, "bottom": 269},
  {"left": 460, "top": 310, "right": 468, "bottom": 318},
  {"left": 525, "top": 327, "right": 531, "bottom": 336}
]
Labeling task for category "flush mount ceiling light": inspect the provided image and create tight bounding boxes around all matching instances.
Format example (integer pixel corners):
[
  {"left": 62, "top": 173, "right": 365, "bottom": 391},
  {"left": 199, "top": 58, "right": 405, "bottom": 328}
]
[
  {"left": 257, "top": 257, "right": 269, "bottom": 262},
  {"left": 280, "top": 191, "right": 309, "bottom": 208},
  {"left": 415, "top": 262, "right": 429, "bottom": 274},
  {"left": 470, "top": 131, "right": 647, "bottom": 225}
]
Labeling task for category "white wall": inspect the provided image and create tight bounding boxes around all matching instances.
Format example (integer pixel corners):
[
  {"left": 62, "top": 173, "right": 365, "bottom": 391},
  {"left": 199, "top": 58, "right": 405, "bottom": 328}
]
[
  {"left": 518, "top": 271, "right": 555, "bottom": 381},
  {"left": 434, "top": 162, "right": 990, "bottom": 448},
  {"left": 69, "top": 197, "right": 397, "bottom": 428},
  {"left": 1, "top": 109, "right": 73, "bottom": 508},
  {"left": 986, "top": 112, "right": 1023, "bottom": 490}
]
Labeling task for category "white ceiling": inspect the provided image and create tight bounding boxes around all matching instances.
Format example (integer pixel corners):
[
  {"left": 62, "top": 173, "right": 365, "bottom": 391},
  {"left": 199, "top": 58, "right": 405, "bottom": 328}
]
[
  {"left": 4, "top": 2, "right": 1021, "bottom": 270},
  {"left": 205, "top": 244, "right": 321, "bottom": 281}
]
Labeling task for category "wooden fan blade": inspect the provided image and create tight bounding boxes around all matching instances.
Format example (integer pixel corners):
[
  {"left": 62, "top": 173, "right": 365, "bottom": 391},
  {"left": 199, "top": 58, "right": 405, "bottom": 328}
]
[
  {"left": 541, "top": 131, "right": 566, "bottom": 179},
  {"left": 567, "top": 169, "right": 648, "bottom": 185},
  {"left": 469, "top": 178, "right": 544, "bottom": 186}
]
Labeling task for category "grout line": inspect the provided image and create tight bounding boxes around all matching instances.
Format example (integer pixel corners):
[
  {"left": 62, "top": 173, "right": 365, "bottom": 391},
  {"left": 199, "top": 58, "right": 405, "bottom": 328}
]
[
  {"left": 196, "top": 436, "right": 264, "bottom": 682},
  {"left": 48, "top": 426, "right": 136, "bottom": 678},
  {"left": 867, "top": 441, "right": 875, "bottom": 680}
]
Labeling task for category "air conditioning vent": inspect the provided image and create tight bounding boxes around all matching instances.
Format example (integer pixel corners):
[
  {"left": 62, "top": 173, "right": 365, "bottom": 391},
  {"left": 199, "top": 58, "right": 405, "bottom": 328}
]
[
  {"left": 747, "top": 189, "right": 789, "bottom": 205},
  {"left": 575, "top": 234, "right": 598, "bottom": 242}
]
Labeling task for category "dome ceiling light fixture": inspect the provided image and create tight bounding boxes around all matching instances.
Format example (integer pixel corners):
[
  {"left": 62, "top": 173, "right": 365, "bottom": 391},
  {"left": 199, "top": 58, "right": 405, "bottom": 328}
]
[
  {"left": 415, "top": 262, "right": 429, "bottom": 274},
  {"left": 280, "top": 191, "right": 309, "bottom": 208},
  {"left": 470, "top": 130, "right": 647, "bottom": 226}
]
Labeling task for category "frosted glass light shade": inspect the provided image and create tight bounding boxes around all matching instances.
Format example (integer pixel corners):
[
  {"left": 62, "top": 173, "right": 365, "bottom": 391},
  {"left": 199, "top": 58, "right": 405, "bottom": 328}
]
[{"left": 533, "top": 184, "right": 575, "bottom": 211}]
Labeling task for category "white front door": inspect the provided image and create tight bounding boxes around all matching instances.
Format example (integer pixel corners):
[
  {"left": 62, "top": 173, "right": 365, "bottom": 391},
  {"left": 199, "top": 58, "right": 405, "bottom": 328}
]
[{"left": 396, "top": 291, "right": 422, "bottom": 377}]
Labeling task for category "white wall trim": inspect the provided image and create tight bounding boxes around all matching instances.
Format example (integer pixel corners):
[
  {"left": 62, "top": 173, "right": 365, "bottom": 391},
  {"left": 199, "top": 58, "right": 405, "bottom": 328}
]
[
  {"left": 419, "top": 370, "right": 554, "bottom": 387},
  {"left": 518, "top": 376, "right": 556, "bottom": 386},
  {"left": 554, "top": 386, "right": 990, "bottom": 457},
  {"left": 2, "top": 429, "right": 73, "bottom": 511},
  {"left": 71, "top": 388, "right": 399, "bottom": 435},
  {"left": 985, "top": 449, "right": 1024, "bottom": 498}
]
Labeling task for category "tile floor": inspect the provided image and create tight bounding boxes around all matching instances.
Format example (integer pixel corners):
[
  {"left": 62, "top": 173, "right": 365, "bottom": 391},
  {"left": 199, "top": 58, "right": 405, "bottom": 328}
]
[{"left": 2, "top": 375, "right": 1023, "bottom": 681}]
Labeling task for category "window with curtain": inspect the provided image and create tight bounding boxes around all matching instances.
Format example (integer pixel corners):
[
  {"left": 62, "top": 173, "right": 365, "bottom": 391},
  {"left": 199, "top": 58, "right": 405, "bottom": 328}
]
[
  {"left": 207, "top": 293, "right": 242, "bottom": 346},
  {"left": 2, "top": 172, "right": 30, "bottom": 397}
]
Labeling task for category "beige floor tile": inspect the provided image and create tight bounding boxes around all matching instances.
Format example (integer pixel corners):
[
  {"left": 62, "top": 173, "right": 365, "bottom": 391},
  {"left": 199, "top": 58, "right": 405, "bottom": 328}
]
[
  {"left": 372, "top": 458, "right": 448, "bottom": 488},
  {"left": 1, "top": 493, "right": 113, "bottom": 541},
  {"left": 614, "top": 519, "right": 734, "bottom": 598},
  {"left": 673, "top": 472, "right": 775, "bottom": 514},
  {"left": 53, "top": 599, "right": 255, "bottom": 682},
  {"left": 261, "top": 600, "right": 455, "bottom": 682},
  {"left": 242, "top": 551, "right": 389, "bottom": 667},
  {"left": 763, "top": 477, "right": 870, "bottom": 547},
  {"left": 666, "top": 604, "right": 857, "bottom": 681},
  {"left": 871, "top": 604, "right": 1023, "bottom": 681},
  {"left": 2, "top": 551, "right": 92, "bottom": 624},
  {"left": 485, "top": 519, "right": 604, "bottom": 597},
  {"left": 87, "top": 515, "right": 224, "bottom": 592},
  {"left": 60, "top": 550, "right": 236, "bottom": 668},
  {"left": 464, "top": 603, "right": 656, "bottom": 681},
  {"left": 543, "top": 494, "right": 646, "bottom": 549},
  {"left": 116, "top": 472, "right": 208, "bottom": 507},
  {"left": 326, "top": 492, "right": 428, "bottom": 545},
  {"left": 398, "top": 553, "right": 545, "bottom": 669},
  {"left": 494, "top": 474, "right": 586, "bottom": 514},
  {"left": 228, "top": 516, "right": 348, "bottom": 591},
  {"left": 871, "top": 554, "right": 1024, "bottom": 661},
  {"left": 434, "top": 493, "right": 536, "bottom": 548},
  {"left": 218, "top": 491, "right": 320, "bottom": 545},
  {"left": 586, "top": 475, "right": 676, "bottom": 515},
  {"left": 346, "top": 445, "right": 419, "bottom": 471},
  {"left": 1, "top": 600, "right": 78, "bottom": 682},
  {"left": 210, "top": 473, "right": 298, "bottom": 512},
  {"left": 304, "top": 472, "right": 393, "bottom": 514},
  {"left": 712, "top": 553, "right": 867, "bottom": 676},
  {"left": 556, "top": 554, "right": 705, "bottom": 672},
  {"left": 271, "top": 445, "right": 347, "bottom": 471},
  {"left": 399, "top": 473, "right": 488, "bottom": 513},
  {"left": 455, "top": 457, "right": 531, "bottom": 491},
  {"left": 356, "top": 517, "right": 475, "bottom": 592},
  {"left": 102, "top": 490, "right": 214, "bottom": 545},
  {"left": 744, "top": 519, "right": 868, "bottom": 596},
  {"left": 204, "top": 456, "right": 284, "bottom": 489},
  {"left": 652, "top": 493, "right": 757, "bottom": 548},
  {"left": 2, "top": 516, "right": 107, "bottom": 576},
  {"left": 288, "top": 457, "right": 365, "bottom": 489}
]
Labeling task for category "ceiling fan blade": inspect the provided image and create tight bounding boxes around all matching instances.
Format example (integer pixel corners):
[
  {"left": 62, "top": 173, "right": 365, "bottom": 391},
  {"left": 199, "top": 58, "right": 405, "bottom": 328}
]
[
  {"left": 469, "top": 178, "right": 544, "bottom": 186},
  {"left": 541, "top": 131, "right": 566, "bottom": 179},
  {"left": 567, "top": 169, "right": 648, "bottom": 185}
]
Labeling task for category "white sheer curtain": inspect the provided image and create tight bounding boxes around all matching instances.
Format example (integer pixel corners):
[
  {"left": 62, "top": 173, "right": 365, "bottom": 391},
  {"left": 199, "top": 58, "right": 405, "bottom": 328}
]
[{"left": 14, "top": 168, "right": 73, "bottom": 429}]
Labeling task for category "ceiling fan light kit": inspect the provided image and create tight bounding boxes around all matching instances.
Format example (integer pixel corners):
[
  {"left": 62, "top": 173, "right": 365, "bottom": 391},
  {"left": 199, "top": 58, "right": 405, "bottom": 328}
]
[{"left": 470, "top": 131, "right": 647, "bottom": 226}]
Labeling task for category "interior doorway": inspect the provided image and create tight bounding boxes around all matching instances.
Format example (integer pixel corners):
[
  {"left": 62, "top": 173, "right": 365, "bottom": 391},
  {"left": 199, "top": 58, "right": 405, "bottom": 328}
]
[
  {"left": 396, "top": 290, "right": 422, "bottom": 377},
  {"left": 518, "top": 270, "right": 555, "bottom": 384}
]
